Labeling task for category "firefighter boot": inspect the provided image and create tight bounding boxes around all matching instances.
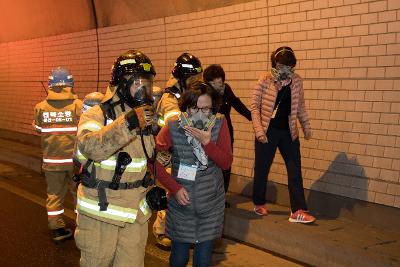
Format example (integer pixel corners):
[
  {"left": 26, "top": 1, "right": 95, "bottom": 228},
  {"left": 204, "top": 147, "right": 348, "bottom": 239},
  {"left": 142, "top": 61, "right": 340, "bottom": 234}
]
[
  {"left": 52, "top": 227, "right": 73, "bottom": 244},
  {"left": 153, "top": 210, "right": 171, "bottom": 249},
  {"left": 155, "top": 234, "right": 171, "bottom": 249}
]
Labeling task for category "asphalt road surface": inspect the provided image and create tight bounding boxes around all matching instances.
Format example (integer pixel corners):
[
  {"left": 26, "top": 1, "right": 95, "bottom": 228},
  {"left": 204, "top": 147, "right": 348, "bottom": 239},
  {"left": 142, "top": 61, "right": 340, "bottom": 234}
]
[{"left": 0, "top": 161, "right": 303, "bottom": 267}]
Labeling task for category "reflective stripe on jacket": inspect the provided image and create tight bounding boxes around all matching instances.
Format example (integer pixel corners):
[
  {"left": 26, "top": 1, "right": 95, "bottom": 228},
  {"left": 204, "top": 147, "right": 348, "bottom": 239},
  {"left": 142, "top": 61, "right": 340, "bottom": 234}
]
[
  {"left": 75, "top": 89, "right": 155, "bottom": 226},
  {"left": 47, "top": 209, "right": 65, "bottom": 216},
  {"left": 156, "top": 90, "right": 181, "bottom": 127},
  {"left": 77, "top": 196, "right": 151, "bottom": 223},
  {"left": 33, "top": 92, "right": 82, "bottom": 171}
]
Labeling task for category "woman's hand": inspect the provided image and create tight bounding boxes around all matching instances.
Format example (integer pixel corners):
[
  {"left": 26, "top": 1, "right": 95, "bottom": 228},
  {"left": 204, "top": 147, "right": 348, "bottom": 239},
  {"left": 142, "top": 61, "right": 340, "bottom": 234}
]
[
  {"left": 184, "top": 125, "right": 213, "bottom": 145},
  {"left": 175, "top": 187, "right": 191, "bottom": 206},
  {"left": 257, "top": 134, "right": 268, "bottom": 143}
]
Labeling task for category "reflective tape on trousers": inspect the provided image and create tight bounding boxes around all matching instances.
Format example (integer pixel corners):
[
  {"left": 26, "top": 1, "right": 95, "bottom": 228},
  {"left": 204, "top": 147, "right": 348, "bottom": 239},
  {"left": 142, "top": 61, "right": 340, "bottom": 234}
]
[
  {"left": 47, "top": 209, "right": 65, "bottom": 216},
  {"left": 43, "top": 158, "right": 73, "bottom": 164}
]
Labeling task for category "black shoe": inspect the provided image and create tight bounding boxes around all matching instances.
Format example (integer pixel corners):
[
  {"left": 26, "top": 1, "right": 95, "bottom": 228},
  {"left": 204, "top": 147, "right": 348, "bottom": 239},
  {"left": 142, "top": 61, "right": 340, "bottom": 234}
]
[{"left": 52, "top": 228, "right": 73, "bottom": 244}]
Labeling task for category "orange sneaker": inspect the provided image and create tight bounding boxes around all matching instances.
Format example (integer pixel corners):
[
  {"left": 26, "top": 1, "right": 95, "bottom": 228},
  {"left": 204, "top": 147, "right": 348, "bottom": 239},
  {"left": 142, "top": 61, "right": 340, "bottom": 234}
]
[
  {"left": 254, "top": 205, "right": 268, "bottom": 216},
  {"left": 288, "top": 210, "right": 316, "bottom": 224}
]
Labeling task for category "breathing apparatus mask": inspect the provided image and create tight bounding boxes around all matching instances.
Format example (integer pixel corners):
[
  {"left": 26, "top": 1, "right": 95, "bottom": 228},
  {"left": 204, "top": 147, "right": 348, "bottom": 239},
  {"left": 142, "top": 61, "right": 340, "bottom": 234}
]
[
  {"left": 146, "top": 185, "right": 168, "bottom": 211},
  {"left": 188, "top": 108, "right": 213, "bottom": 130},
  {"left": 179, "top": 109, "right": 216, "bottom": 171},
  {"left": 271, "top": 64, "right": 294, "bottom": 82},
  {"left": 118, "top": 74, "right": 156, "bottom": 133},
  {"left": 121, "top": 74, "right": 154, "bottom": 108}
]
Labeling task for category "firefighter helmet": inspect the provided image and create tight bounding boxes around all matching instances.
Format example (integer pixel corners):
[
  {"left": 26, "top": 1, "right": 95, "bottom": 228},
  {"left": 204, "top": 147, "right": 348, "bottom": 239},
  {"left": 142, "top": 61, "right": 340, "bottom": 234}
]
[
  {"left": 110, "top": 50, "right": 156, "bottom": 86},
  {"left": 48, "top": 67, "right": 74, "bottom": 88},
  {"left": 171, "top": 53, "right": 202, "bottom": 83},
  {"left": 110, "top": 50, "right": 156, "bottom": 108}
]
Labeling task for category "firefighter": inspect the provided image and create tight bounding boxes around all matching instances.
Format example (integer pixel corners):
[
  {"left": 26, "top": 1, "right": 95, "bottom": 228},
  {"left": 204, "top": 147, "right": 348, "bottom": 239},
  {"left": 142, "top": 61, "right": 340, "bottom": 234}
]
[
  {"left": 156, "top": 52, "right": 203, "bottom": 129},
  {"left": 74, "top": 50, "right": 157, "bottom": 266},
  {"left": 33, "top": 67, "right": 82, "bottom": 243},
  {"left": 71, "top": 91, "right": 105, "bottom": 184},
  {"left": 82, "top": 91, "right": 104, "bottom": 113},
  {"left": 153, "top": 52, "right": 203, "bottom": 248}
]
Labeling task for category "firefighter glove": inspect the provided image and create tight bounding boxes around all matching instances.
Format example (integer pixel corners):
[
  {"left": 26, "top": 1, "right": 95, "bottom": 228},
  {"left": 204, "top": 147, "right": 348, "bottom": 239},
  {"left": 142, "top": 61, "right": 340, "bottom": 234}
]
[{"left": 125, "top": 104, "right": 154, "bottom": 131}]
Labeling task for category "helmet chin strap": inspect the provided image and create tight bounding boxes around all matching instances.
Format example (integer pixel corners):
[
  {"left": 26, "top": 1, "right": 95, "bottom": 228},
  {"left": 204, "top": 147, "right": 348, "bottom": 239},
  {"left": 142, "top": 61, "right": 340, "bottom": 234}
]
[
  {"left": 116, "top": 78, "right": 135, "bottom": 109},
  {"left": 178, "top": 79, "right": 186, "bottom": 94},
  {"left": 115, "top": 90, "right": 127, "bottom": 111}
]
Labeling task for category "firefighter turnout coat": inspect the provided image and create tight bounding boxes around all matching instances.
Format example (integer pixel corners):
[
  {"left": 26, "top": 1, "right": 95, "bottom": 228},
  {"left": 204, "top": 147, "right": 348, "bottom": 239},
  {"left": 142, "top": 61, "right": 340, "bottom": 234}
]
[
  {"left": 156, "top": 77, "right": 182, "bottom": 128},
  {"left": 75, "top": 86, "right": 154, "bottom": 226},
  {"left": 33, "top": 86, "right": 82, "bottom": 171}
]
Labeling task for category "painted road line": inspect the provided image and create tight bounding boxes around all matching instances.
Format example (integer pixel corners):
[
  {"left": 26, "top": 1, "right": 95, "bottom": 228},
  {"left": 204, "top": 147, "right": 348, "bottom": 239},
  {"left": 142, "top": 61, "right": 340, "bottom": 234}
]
[{"left": 0, "top": 180, "right": 76, "bottom": 220}]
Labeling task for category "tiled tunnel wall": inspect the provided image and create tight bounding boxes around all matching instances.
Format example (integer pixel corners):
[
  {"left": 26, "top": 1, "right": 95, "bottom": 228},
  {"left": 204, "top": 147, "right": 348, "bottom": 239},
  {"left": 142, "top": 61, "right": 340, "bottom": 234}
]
[{"left": 0, "top": 0, "right": 399, "bottom": 207}]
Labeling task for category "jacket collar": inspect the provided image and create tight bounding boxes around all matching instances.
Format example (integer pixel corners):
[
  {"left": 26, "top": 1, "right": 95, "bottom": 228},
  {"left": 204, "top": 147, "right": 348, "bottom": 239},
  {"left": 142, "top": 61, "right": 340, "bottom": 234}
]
[{"left": 46, "top": 87, "right": 77, "bottom": 100}]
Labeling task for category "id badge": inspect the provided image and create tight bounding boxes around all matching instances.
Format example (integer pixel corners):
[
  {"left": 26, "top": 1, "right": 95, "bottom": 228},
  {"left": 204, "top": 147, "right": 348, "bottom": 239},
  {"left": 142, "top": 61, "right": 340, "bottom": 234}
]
[{"left": 177, "top": 163, "right": 197, "bottom": 181}]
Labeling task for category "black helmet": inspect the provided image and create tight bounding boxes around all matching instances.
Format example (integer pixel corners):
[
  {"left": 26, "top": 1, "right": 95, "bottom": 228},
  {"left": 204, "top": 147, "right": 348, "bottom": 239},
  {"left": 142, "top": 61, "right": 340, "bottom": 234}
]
[
  {"left": 110, "top": 50, "right": 156, "bottom": 86},
  {"left": 171, "top": 53, "right": 202, "bottom": 83},
  {"left": 110, "top": 50, "right": 156, "bottom": 108}
]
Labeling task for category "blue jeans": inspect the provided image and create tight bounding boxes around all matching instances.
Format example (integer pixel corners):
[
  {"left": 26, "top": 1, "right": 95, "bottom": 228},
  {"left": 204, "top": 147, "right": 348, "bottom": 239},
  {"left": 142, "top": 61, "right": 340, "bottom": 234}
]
[{"left": 169, "top": 240, "right": 214, "bottom": 267}]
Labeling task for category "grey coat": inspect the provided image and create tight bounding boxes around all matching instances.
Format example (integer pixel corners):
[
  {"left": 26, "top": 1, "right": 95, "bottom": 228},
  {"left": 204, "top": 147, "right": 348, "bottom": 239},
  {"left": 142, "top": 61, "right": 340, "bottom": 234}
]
[{"left": 166, "top": 117, "right": 225, "bottom": 243}]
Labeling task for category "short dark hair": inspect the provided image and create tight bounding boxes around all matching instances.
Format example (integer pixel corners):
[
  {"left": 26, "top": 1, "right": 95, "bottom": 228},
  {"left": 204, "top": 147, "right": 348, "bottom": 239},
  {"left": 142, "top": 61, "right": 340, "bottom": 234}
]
[
  {"left": 179, "top": 81, "right": 219, "bottom": 114},
  {"left": 203, "top": 64, "right": 225, "bottom": 83},
  {"left": 271, "top": 46, "right": 296, "bottom": 68}
]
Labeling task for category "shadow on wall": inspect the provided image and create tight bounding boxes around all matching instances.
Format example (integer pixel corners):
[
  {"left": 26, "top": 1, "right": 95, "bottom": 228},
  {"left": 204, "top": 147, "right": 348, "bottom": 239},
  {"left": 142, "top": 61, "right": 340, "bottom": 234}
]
[{"left": 307, "top": 152, "right": 367, "bottom": 220}]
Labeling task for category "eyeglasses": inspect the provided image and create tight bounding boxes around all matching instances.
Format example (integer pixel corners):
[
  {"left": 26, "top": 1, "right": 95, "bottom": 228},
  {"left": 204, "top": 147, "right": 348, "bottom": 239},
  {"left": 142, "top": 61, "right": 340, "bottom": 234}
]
[{"left": 190, "top": 107, "right": 212, "bottom": 114}]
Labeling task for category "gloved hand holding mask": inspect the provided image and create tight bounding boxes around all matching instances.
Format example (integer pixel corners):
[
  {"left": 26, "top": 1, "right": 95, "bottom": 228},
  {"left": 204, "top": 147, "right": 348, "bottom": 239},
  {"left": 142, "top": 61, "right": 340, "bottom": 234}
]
[
  {"left": 124, "top": 75, "right": 156, "bottom": 131},
  {"left": 125, "top": 105, "right": 154, "bottom": 131}
]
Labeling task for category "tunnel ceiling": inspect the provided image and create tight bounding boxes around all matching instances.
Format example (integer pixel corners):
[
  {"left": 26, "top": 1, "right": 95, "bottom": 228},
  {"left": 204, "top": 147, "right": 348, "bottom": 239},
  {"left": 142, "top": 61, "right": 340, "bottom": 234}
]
[{"left": 0, "top": 0, "right": 255, "bottom": 43}]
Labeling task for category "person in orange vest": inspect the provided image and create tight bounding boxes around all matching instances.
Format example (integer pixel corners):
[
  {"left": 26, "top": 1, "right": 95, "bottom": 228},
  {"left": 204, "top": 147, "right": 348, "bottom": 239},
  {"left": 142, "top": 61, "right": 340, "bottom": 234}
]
[{"left": 33, "top": 67, "right": 82, "bottom": 243}]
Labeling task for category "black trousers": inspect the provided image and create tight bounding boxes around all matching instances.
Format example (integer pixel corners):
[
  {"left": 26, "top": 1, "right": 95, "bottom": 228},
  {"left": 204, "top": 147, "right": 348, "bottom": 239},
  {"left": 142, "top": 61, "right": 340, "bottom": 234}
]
[
  {"left": 253, "top": 127, "right": 307, "bottom": 213},
  {"left": 223, "top": 139, "right": 234, "bottom": 193},
  {"left": 223, "top": 168, "right": 231, "bottom": 193}
]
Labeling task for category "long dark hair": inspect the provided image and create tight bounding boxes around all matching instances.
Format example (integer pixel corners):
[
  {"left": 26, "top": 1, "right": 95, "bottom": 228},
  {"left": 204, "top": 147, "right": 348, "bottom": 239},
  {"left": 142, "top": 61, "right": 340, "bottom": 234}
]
[{"left": 179, "top": 81, "right": 219, "bottom": 114}]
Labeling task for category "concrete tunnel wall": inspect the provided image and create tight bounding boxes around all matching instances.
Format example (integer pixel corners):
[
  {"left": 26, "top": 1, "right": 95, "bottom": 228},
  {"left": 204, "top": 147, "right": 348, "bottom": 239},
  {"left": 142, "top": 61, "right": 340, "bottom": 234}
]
[{"left": 0, "top": 0, "right": 399, "bottom": 213}]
